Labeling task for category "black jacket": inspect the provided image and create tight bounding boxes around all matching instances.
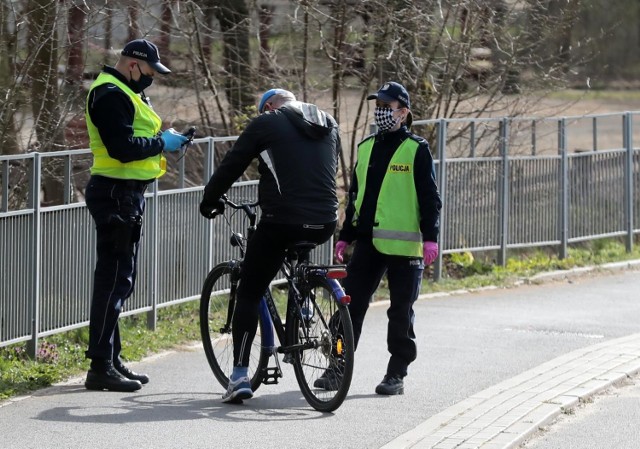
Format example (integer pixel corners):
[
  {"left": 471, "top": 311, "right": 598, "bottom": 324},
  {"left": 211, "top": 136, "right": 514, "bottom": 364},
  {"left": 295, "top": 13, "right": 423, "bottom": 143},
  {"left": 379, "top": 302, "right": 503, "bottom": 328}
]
[
  {"left": 202, "top": 102, "right": 341, "bottom": 224},
  {"left": 339, "top": 126, "right": 442, "bottom": 243},
  {"left": 86, "top": 66, "right": 165, "bottom": 163}
]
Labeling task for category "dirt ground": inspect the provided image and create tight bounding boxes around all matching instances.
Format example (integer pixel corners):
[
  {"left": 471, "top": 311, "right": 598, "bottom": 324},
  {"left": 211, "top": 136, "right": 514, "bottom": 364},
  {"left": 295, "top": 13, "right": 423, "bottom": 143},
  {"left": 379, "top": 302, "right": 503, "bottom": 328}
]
[{"left": 147, "top": 85, "right": 640, "bottom": 159}]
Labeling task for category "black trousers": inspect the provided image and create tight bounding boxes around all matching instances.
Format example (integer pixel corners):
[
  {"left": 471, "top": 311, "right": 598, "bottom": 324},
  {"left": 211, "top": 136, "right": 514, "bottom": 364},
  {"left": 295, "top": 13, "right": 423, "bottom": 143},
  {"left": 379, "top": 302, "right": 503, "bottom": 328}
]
[
  {"left": 344, "top": 238, "right": 424, "bottom": 378},
  {"left": 84, "top": 175, "right": 148, "bottom": 364},
  {"left": 232, "top": 220, "right": 336, "bottom": 367}
]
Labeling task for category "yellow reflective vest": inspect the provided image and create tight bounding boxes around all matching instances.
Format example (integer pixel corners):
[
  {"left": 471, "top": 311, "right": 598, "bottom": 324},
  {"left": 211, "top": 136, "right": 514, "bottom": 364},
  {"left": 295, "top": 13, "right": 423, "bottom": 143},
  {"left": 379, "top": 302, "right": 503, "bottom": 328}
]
[
  {"left": 86, "top": 73, "right": 166, "bottom": 180},
  {"left": 353, "top": 137, "right": 423, "bottom": 257}
]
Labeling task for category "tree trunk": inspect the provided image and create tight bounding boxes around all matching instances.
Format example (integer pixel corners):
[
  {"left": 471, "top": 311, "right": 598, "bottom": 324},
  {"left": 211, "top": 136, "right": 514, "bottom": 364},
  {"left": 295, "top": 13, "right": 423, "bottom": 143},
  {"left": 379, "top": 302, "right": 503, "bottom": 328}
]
[
  {"left": 104, "top": 6, "right": 112, "bottom": 60},
  {"left": 214, "top": 0, "right": 254, "bottom": 117},
  {"left": 64, "top": 3, "right": 86, "bottom": 86},
  {"left": 0, "top": 0, "right": 20, "bottom": 154},
  {"left": 158, "top": 0, "right": 173, "bottom": 59},
  {"left": 202, "top": 0, "right": 215, "bottom": 62},
  {"left": 27, "top": 0, "right": 66, "bottom": 205},
  {"left": 258, "top": 4, "right": 274, "bottom": 81},
  {"left": 127, "top": 4, "right": 140, "bottom": 42}
]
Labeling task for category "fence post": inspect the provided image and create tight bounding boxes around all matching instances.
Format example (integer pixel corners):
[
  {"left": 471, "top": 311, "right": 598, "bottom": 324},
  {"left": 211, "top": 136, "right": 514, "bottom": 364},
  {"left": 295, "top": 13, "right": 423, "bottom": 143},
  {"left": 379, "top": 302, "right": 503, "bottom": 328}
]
[
  {"left": 498, "top": 118, "right": 510, "bottom": 266},
  {"left": 470, "top": 121, "right": 476, "bottom": 157},
  {"left": 558, "top": 118, "right": 568, "bottom": 259},
  {"left": 433, "top": 119, "right": 447, "bottom": 282},
  {"left": 27, "top": 154, "right": 42, "bottom": 358},
  {"left": 146, "top": 181, "right": 159, "bottom": 331},
  {"left": 205, "top": 137, "right": 215, "bottom": 271},
  {"left": 624, "top": 112, "right": 634, "bottom": 253},
  {"left": 531, "top": 119, "right": 537, "bottom": 156}
]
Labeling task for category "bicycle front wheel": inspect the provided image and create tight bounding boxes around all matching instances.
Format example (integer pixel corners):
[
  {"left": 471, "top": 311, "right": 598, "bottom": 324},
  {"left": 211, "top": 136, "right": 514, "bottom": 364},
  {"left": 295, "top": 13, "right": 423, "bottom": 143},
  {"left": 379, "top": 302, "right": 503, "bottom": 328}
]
[
  {"left": 199, "top": 262, "right": 268, "bottom": 392},
  {"left": 290, "top": 276, "right": 354, "bottom": 412}
]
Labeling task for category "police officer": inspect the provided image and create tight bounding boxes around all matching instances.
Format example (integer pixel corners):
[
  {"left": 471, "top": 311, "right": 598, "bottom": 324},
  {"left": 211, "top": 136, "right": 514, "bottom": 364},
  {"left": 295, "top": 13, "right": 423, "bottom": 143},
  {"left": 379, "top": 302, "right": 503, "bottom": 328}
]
[
  {"left": 315, "top": 81, "right": 442, "bottom": 395},
  {"left": 84, "top": 39, "right": 188, "bottom": 392}
]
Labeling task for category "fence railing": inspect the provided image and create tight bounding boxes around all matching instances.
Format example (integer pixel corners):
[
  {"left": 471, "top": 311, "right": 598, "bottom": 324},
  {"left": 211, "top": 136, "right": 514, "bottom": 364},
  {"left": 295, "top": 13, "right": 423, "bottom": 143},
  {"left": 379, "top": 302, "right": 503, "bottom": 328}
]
[{"left": 1, "top": 112, "right": 638, "bottom": 354}]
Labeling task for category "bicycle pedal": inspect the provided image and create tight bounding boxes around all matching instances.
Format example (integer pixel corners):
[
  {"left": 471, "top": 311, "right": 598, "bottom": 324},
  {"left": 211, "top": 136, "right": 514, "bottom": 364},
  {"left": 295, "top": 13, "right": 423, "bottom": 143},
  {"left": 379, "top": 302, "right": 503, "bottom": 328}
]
[{"left": 261, "top": 367, "right": 282, "bottom": 385}]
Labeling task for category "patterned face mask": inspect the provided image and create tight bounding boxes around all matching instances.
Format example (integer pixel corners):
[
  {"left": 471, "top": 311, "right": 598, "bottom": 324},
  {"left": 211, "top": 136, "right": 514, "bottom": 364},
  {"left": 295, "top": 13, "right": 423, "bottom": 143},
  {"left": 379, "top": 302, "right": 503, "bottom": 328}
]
[{"left": 374, "top": 106, "right": 401, "bottom": 132}]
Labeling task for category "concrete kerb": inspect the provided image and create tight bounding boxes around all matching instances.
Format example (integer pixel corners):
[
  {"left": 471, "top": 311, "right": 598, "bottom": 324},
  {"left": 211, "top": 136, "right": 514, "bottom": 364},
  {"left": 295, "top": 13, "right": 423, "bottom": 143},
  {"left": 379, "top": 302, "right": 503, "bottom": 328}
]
[
  {"left": 414, "top": 258, "right": 640, "bottom": 304},
  {"left": 380, "top": 333, "right": 640, "bottom": 449},
  {"left": 378, "top": 259, "right": 640, "bottom": 449}
]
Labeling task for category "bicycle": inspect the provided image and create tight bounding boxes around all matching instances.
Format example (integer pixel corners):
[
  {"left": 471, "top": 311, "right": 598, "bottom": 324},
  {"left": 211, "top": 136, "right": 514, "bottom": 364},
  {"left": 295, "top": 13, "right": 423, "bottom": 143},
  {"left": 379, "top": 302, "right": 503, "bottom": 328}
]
[{"left": 199, "top": 195, "right": 355, "bottom": 412}]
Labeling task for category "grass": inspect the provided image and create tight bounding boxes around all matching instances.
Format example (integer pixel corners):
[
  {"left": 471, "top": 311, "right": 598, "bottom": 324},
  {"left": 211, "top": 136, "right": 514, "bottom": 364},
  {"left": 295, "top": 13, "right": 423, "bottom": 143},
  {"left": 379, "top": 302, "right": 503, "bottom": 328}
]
[{"left": 1, "top": 238, "right": 639, "bottom": 402}]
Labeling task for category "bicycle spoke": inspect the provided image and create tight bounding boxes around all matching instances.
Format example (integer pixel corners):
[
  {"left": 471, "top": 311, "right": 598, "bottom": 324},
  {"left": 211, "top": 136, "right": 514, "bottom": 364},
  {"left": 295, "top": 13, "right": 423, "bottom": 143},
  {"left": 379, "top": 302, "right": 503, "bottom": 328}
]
[
  {"left": 200, "top": 263, "right": 268, "bottom": 392},
  {"left": 291, "top": 277, "right": 354, "bottom": 412}
]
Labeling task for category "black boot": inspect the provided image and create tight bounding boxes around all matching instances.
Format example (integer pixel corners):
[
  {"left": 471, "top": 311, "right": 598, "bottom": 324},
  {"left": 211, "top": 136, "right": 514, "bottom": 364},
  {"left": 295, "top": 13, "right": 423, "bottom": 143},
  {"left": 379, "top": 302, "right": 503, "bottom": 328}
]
[
  {"left": 85, "top": 361, "right": 142, "bottom": 392},
  {"left": 375, "top": 374, "right": 404, "bottom": 395},
  {"left": 114, "top": 359, "right": 150, "bottom": 384}
]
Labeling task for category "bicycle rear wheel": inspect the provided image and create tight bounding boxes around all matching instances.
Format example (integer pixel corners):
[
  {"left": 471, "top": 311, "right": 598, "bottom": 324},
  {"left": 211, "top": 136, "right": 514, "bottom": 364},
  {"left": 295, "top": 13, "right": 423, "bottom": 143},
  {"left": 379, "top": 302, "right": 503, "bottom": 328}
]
[
  {"left": 290, "top": 276, "right": 354, "bottom": 412},
  {"left": 199, "top": 262, "right": 268, "bottom": 392}
]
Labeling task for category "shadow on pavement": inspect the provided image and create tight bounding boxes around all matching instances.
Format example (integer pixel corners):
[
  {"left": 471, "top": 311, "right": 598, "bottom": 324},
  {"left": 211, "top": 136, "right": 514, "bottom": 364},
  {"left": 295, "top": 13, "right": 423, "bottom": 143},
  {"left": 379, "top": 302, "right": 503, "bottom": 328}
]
[{"left": 35, "top": 389, "right": 336, "bottom": 423}]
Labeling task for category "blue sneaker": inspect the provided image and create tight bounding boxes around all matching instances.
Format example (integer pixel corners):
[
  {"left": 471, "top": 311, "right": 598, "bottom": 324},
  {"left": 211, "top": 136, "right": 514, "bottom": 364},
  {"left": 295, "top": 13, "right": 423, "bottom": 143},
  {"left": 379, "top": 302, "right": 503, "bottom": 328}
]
[{"left": 222, "top": 376, "right": 253, "bottom": 404}]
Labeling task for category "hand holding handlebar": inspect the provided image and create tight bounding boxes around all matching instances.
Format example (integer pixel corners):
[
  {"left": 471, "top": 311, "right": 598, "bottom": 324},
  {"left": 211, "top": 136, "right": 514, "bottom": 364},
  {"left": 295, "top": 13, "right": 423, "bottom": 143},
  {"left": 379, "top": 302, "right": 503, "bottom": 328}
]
[{"left": 199, "top": 195, "right": 227, "bottom": 219}]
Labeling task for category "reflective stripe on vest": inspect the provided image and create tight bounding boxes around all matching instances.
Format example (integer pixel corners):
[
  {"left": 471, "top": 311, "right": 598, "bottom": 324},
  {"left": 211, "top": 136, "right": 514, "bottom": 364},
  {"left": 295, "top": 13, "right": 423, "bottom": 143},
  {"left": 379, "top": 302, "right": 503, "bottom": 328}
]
[
  {"left": 354, "top": 137, "right": 423, "bottom": 257},
  {"left": 85, "top": 73, "right": 166, "bottom": 180}
]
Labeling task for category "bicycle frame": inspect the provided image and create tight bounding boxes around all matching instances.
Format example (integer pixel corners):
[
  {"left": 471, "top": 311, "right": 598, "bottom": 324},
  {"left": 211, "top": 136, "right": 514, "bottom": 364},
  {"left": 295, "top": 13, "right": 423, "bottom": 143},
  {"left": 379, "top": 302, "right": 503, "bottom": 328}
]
[
  {"left": 257, "top": 264, "right": 350, "bottom": 355},
  {"left": 201, "top": 194, "right": 355, "bottom": 411}
]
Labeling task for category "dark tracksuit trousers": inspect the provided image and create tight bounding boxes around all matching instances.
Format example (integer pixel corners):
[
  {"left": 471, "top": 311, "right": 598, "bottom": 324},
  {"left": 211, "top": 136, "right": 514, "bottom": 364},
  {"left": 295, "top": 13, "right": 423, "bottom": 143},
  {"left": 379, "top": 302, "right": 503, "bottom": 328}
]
[
  {"left": 232, "top": 220, "right": 336, "bottom": 367},
  {"left": 84, "top": 175, "right": 147, "bottom": 367},
  {"left": 344, "top": 238, "right": 424, "bottom": 378}
]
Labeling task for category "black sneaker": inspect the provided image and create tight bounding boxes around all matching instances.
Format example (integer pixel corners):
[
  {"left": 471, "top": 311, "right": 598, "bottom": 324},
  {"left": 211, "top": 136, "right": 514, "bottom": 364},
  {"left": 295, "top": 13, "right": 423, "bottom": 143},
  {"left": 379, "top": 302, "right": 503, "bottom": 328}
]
[
  {"left": 85, "top": 364, "right": 142, "bottom": 392},
  {"left": 313, "top": 365, "right": 343, "bottom": 391},
  {"left": 375, "top": 374, "right": 404, "bottom": 395},
  {"left": 114, "top": 360, "right": 150, "bottom": 385}
]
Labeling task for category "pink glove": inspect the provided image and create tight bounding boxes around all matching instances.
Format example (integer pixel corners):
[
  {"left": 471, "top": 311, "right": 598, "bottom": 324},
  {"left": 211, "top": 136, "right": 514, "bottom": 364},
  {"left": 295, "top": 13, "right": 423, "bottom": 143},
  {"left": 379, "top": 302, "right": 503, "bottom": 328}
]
[
  {"left": 423, "top": 241, "right": 439, "bottom": 265},
  {"left": 334, "top": 240, "right": 349, "bottom": 263}
]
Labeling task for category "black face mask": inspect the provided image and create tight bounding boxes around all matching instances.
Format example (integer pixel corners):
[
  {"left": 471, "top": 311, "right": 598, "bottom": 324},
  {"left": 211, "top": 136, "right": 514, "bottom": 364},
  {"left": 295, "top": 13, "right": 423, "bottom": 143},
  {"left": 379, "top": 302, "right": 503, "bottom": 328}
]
[
  {"left": 129, "top": 66, "right": 153, "bottom": 93},
  {"left": 129, "top": 73, "right": 153, "bottom": 93}
]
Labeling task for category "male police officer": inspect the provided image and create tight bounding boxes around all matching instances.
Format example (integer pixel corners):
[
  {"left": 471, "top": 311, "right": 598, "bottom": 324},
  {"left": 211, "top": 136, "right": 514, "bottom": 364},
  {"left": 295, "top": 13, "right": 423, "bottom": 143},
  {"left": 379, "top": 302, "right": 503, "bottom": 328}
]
[{"left": 84, "top": 39, "right": 188, "bottom": 392}]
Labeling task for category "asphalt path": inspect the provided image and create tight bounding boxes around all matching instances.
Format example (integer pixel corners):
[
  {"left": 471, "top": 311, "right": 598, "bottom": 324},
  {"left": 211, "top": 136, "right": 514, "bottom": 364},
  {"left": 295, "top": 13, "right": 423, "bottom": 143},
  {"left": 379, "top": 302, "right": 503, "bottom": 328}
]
[{"left": 1, "top": 264, "right": 639, "bottom": 449}]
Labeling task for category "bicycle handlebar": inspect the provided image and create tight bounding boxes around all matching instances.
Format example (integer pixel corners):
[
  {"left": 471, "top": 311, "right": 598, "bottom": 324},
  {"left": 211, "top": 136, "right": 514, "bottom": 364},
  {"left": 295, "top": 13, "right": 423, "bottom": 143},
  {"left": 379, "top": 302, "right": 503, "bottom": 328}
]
[{"left": 208, "top": 194, "right": 259, "bottom": 219}]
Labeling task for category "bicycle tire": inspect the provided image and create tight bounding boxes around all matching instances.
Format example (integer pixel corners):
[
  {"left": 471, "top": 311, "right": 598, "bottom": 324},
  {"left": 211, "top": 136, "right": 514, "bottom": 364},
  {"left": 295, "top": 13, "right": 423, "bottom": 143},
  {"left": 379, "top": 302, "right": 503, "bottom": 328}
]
[
  {"left": 199, "top": 262, "right": 269, "bottom": 392},
  {"left": 289, "top": 276, "right": 354, "bottom": 412}
]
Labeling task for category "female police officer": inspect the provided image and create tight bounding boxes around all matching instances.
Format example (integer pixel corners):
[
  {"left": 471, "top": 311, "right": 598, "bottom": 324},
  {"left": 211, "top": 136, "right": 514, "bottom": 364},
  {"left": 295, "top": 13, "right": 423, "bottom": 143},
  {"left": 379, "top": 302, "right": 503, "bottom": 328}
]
[{"left": 316, "top": 81, "right": 442, "bottom": 395}]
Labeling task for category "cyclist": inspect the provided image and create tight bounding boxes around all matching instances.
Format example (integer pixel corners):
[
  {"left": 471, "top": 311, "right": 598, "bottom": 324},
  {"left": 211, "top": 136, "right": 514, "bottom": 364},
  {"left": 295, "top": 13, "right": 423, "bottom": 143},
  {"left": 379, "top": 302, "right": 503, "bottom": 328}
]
[{"left": 199, "top": 88, "right": 341, "bottom": 403}]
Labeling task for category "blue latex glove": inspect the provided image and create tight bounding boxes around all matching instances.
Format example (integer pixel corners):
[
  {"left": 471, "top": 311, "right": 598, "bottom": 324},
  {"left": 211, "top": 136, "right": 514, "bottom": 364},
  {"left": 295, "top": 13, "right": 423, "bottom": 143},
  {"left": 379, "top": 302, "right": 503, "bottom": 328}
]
[{"left": 161, "top": 128, "right": 189, "bottom": 152}]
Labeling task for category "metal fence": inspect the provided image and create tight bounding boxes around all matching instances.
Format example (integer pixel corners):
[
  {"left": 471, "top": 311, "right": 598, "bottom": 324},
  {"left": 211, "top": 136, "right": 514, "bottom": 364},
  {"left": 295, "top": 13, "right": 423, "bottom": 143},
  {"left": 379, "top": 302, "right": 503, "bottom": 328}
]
[{"left": 1, "top": 112, "right": 638, "bottom": 354}]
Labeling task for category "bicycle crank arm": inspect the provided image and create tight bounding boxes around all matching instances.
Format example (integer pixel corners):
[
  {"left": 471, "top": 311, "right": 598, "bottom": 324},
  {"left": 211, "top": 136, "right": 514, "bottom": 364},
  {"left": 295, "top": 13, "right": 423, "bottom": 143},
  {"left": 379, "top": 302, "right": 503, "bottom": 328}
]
[
  {"left": 261, "top": 347, "right": 283, "bottom": 384},
  {"left": 277, "top": 341, "right": 318, "bottom": 354}
]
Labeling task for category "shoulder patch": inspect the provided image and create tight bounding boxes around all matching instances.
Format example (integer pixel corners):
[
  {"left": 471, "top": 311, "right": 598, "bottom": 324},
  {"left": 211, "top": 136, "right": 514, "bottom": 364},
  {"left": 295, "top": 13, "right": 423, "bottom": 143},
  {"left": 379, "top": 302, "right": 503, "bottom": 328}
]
[
  {"left": 91, "top": 83, "right": 125, "bottom": 104},
  {"left": 358, "top": 134, "right": 376, "bottom": 146},
  {"left": 407, "top": 133, "right": 428, "bottom": 145}
]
